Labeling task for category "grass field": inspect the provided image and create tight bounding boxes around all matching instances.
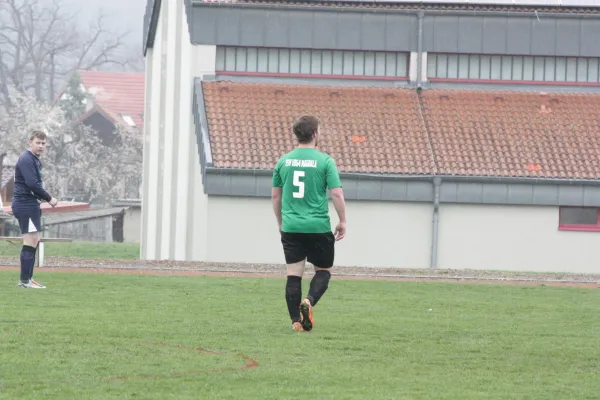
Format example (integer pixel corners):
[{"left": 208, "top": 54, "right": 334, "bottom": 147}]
[
  {"left": 1, "top": 270, "right": 599, "bottom": 399},
  {"left": 0, "top": 241, "right": 140, "bottom": 259}
]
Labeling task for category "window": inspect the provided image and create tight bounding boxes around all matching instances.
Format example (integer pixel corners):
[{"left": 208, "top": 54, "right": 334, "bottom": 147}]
[
  {"left": 428, "top": 53, "right": 600, "bottom": 84},
  {"left": 215, "top": 46, "right": 409, "bottom": 80},
  {"left": 558, "top": 207, "right": 600, "bottom": 232},
  {"left": 121, "top": 114, "right": 136, "bottom": 127}
]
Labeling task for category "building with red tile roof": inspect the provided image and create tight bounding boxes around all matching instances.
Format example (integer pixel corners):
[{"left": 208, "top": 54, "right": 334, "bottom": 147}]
[
  {"left": 78, "top": 71, "right": 144, "bottom": 130},
  {"left": 140, "top": 0, "right": 600, "bottom": 273},
  {"left": 58, "top": 70, "right": 145, "bottom": 143}
]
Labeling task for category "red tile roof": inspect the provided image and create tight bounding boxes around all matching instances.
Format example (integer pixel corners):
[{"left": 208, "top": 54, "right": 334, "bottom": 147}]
[
  {"left": 199, "top": 0, "right": 600, "bottom": 14},
  {"left": 202, "top": 82, "right": 436, "bottom": 174},
  {"left": 201, "top": 81, "right": 600, "bottom": 179},
  {"left": 420, "top": 89, "right": 600, "bottom": 179},
  {"left": 78, "top": 71, "right": 145, "bottom": 131}
]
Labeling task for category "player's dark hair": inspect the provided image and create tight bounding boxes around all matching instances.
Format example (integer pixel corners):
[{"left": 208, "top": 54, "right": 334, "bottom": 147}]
[
  {"left": 29, "top": 130, "right": 47, "bottom": 141},
  {"left": 293, "top": 116, "right": 319, "bottom": 144}
]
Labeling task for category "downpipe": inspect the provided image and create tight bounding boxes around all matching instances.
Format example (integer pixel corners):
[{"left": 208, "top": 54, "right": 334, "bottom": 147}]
[
  {"left": 430, "top": 177, "right": 441, "bottom": 269},
  {"left": 417, "top": 10, "right": 424, "bottom": 88}
]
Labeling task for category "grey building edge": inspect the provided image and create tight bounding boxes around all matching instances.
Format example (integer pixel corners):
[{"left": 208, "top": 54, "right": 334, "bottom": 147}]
[
  {"left": 192, "top": 75, "right": 600, "bottom": 269},
  {"left": 143, "top": 0, "right": 161, "bottom": 56},
  {"left": 202, "top": 168, "right": 600, "bottom": 208},
  {"left": 192, "top": 78, "right": 600, "bottom": 208},
  {"left": 144, "top": 0, "right": 600, "bottom": 58}
]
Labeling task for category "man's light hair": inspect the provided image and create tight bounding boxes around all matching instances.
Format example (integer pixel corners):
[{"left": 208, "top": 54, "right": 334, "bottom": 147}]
[{"left": 29, "top": 130, "right": 47, "bottom": 141}]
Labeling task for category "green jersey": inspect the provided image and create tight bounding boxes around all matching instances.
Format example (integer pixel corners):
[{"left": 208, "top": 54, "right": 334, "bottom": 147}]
[{"left": 272, "top": 148, "right": 342, "bottom": 233}]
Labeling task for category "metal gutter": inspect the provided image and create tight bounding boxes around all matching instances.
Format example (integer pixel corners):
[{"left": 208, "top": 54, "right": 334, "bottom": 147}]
[
  {"left": 192, "top": 79, "right": 214, "bottom": 186},
  {"left": 204, "top": 167, "right": 600, "bottom": 186},
  {"left": 425, "top": 81, "right": 600, "bottom": 94},
  {"left": 205, "top": 167, "right": 435, "bottom": 181},
  {"left": 191, "top": 1, "right": 600, "bottom": 19}
]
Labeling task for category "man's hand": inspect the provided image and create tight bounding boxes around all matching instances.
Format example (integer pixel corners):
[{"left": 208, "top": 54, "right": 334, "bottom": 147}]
[
  {"left": 49, "top": 198, "right": 58, "bottom": 207},
  {"left": 334, "top": 221, "right": 346, "bottom": 241}
]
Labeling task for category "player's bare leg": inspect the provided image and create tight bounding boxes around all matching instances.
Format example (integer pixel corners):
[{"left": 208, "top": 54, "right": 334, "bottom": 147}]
[{"left": 286, "top": 260, "right": 306, "bottom": 331}]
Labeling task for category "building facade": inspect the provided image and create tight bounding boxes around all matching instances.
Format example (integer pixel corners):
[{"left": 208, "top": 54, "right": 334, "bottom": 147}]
[{"left": 141, "top": 0, "right": 600, "bottom": 273}]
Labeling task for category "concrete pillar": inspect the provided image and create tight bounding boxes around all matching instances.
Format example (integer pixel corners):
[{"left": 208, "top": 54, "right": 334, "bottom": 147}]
[
  {"left": 142, "top": 0, "right": 165, "bottom": 260},
  {"left": 141, "top": 0, "right": 214, "bottom": 261},
  {"left": 174, "top": 1, "right": 193, "bottom": 261},
  {"left": 160, "top": 0, "right": 179, "bottom": 259}
]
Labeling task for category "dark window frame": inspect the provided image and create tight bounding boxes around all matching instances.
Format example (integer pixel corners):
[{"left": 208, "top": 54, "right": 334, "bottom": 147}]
[{"left": 558, "top": 206, "right": 600, "bottom": 232}]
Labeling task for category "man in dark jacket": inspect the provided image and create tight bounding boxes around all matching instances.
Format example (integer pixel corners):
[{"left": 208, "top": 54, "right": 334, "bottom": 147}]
[{"left": 12, "top": 130, "right": 58, "bottom": 288}]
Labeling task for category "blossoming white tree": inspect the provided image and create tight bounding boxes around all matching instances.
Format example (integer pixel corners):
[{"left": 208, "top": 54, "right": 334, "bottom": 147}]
[{"left": 0, "top": 86, "right": 143, "bottom": 204}]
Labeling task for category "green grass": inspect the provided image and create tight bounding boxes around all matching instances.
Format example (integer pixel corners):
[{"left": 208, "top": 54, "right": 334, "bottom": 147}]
[
  {"left": 0, "top": 241, "right": 139, "bottom": 259},
  {"left": 1, "top": 271, "right": 599, "bottom": 400}
]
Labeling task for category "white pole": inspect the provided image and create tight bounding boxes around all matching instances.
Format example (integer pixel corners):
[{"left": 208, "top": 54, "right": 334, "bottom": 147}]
[{"left": 38, "top": 241, "right": 45, "bottom": 268}]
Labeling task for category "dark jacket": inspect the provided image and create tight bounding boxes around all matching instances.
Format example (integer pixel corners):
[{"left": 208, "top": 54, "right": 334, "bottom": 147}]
[{"left": 12, "top": 150, "right": 52, "bottom": 207}]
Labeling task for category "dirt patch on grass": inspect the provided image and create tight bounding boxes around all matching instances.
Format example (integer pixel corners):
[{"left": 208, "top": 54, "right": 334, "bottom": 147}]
[{"left": 0, "top": 256, "right": 599, "bottom": 288}]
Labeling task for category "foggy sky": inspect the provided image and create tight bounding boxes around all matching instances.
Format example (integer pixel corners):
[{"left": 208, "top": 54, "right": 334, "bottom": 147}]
[{"left": 63, "top": 0, "right": 146, "bottom": 51}]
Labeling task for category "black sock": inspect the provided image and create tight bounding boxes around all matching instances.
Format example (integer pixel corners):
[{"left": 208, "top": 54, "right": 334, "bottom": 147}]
[
  {"left": 20, "top": 245, "right": 36, "bottom": 283},
  {"left": 285, "top": 276, "right": 302, "bottom": 323},
  {"left": 307, "top": 270, "right": 331, "bottom": 307}
]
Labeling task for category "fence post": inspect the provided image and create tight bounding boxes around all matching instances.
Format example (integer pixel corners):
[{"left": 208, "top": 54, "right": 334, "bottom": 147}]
[{"left": 38, "top": 213, "right": 45, "bottom": 267}]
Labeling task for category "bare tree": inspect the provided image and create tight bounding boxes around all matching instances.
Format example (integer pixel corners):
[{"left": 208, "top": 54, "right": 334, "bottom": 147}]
[{"left": 0, "top": 0, "right": 136, "bottom": 111}]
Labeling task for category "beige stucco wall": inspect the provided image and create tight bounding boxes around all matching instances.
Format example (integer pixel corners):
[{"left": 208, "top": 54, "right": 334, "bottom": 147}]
[
  {"left": 437, "top": 204, "right": 600, "bottom": 274},
  {"left": 141, "top": 0, "right": 214, "bottom": 260},
  {"left": 203, "top": 199, "right": 600, "bottom": 274},
  {"left": 206, "top": 196, "right": 433, "bottom": 268}
]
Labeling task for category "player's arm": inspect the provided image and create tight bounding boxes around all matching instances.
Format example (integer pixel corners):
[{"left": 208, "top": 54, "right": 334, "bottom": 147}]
[
  {"left": 326, "top": 158, "right": 346, "bottom": 240},
  {"left": 271, "top": 163, "right": 283, "bottom": 232},
  {"left": 20, "top": 157, "right": 56, "bottom": 205}
]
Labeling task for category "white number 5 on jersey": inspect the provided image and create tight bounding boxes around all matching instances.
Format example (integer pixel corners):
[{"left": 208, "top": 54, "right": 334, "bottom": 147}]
[{"left": 293, "top": 170, "right": 305, "bottom": 198}]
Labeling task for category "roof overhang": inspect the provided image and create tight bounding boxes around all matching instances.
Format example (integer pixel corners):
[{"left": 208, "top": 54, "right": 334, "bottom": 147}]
[
  {"left": 201, "top": 167, "right": 600, "bottom": 207},
  {"left": 43, "top": 207, "right": 127, "bottom": 226},
  {"left": 190, "top": 0, "right": 600, "bottom": 16},
  {"left": 145, "top": 0, "right": 194, "bottom": 56},
  {"left": 73, "top": 106, "right": 117, "bottom": 127},
  {"left": 143, "top": 0, "right": 163, "bottom": 56},
  {"left": 73, "top": 106, "right": 140, "bottom": 135},
  {"left": 145, "top": 0, "right": 600, "bottom": 57},
  {"left": 2, "top": 202, "right": 90, "bottom": 214}
]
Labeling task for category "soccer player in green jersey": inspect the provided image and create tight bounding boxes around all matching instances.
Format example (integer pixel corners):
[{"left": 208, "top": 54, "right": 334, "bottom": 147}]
[{"left": 271, "top": 115, "right": 347, "bottom": 332}]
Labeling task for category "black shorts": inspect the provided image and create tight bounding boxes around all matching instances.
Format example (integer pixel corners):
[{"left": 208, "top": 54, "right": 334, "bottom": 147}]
[
  {"left": 11, "top": 204, "right": 42, "bottom": 234},
  {"left": 280, "top": 232, "right": 335, "bottom": 268}
]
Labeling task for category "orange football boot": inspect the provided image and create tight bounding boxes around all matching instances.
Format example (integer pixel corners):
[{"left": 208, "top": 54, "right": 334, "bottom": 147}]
[{"left": 299, "top": 299, "right": 314, "bottom": 331}]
